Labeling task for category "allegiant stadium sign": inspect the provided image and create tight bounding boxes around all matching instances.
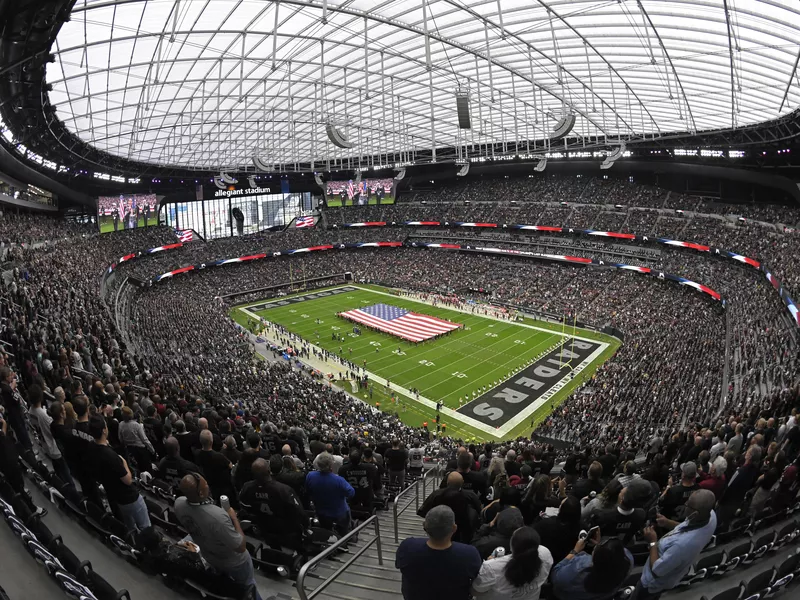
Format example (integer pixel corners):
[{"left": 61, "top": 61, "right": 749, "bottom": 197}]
[{"left": 214, "top": 186, "right": 272, "bottom": 198}]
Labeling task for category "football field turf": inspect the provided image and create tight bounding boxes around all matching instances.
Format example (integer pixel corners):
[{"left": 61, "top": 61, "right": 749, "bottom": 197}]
[{"left": 233, "top": 285, "right": 618, "bottom": 440}]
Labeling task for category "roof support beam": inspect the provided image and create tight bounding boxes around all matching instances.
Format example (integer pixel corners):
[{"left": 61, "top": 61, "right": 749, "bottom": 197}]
[
  {"left": 636, "top": 1, "right": 697, "bottom": 133},
  {"left": 779, "top": 44, "right": 800, "bottom": 112},
  {"left": 722, "top": 0, "right": 738, "bottom": 128}
]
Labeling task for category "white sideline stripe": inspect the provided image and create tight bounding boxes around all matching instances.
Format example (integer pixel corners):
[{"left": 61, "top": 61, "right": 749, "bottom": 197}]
[{"left": 237, "top": 287, "right": 611, "bottom": 438}]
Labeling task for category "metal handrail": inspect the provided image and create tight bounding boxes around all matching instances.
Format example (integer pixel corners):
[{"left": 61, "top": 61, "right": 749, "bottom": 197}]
[
  {"left": 393, "top": 462, "right": 442, "bottom": 542},
  {"left": 296, "top": 514, "right": 383, "bottom": 600}
]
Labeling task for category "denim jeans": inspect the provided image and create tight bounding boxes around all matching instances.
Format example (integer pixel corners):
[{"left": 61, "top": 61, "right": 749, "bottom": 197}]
[
  {"left": 51, "top": 456, "right": 75, "bottom": 488},
  {"left": 389, "top": 469, "right": 406, "bottom": 487},
  {"left": 318, "top": 511, "right": 352, "bottom": 540},
  {"left": 222, "top": 555, "right": 263, "bottom": 600},
  {"left": 116, "top": 495, "right": 151, "bottom": 533}
]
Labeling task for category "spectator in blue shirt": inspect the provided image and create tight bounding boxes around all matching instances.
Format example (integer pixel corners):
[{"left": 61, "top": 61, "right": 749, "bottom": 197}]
[
  {"left": 551, "top": 528, "right": 633, "bottom": 600},
  {"left": 633, "top": 489, "right": 717, "bottom": 600},
  {"left": 396, "top": 505, "right": 481, "bottom": 600},
  {"left": 306, "top": 452, "right": 355, "bottom": 539}
]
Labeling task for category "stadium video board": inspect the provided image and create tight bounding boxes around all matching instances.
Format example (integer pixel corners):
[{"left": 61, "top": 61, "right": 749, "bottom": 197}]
[
  {"left": 97, "top": 193, "right": 159, "bottom": 233},
  {"left": 325, "top": 178, "right": 395, "bottom": 207},
  {"left": 163, "top": 191, "right": 314, "bottom": 240}
]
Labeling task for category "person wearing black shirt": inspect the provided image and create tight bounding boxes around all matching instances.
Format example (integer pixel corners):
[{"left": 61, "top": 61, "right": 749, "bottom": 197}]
[
  {"left": 441, "top": 452, "right": 488, "bottom": 503},
  {"left": 0, "top": 414, "right": 46, "bottom": 516},
  {"left": 270, "top": 456, "right": 307, "bottom": 507},
  {"left": 69, "top": 395, "right": 104, "bottom": 506},
  {"left": 0, "top": 368, "right": 32, "bottom": 450},
  {"left": 239, "top": 458, "right": 308, "bottom": 551},
  {"left": 384, "top": 439, "right": 408, "bottom": 487},
  {"left": 596, "top": 445, "right": 618, "bottom": 480},
  {"left": 247, "top": 432, "right": 273, "bottom": 460},
  {"left": 261, "top": 428, "right": 282, "bottom": 456},
  {"left": 570, "top": 461, "right": 606, "bottom": 500},
  {"left": 420, "top": 472, "right": 482, "bottom": 543},
  {"left": 157, "top": 437, "right": 201, "bottom": 490},
  {"left": 338, "top": 449, "right": 380, "bottom": 511},
  {"left": 591, "top": 478, "right": 650, "bottom": 544},
  {"left": 142, "top": 406, "right": 165, "bottom": 457},
  {"left": 532, "top": 495, "right": 583, "bottom": 564},
  {"left": 658, "top": 462, "right": 699, "bottom": 520},
  {"left": 87, "top": 415, "right": 151, "bottom": 532},
  {"left": 195, "top": 430, "right": 235, "bottom": 506},
  {"left": 309, "top": 435, "right": 326, "bottom": 459},
  {"left": 173, "top": 421, "right": 195, "bottom": 462},
  {"left": 504, "top": 450, "right": 521, "bottom": 477}
]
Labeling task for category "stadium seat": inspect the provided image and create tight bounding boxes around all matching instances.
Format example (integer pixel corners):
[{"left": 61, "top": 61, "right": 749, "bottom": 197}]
[
  {"left": 26, "top": 514, "right": 60, "bottom": 549},
  {"left": 51, "top": 538, "right": 92, "bottom": 578},
  {"left": 773, "top": 522, "right": 798, "bottom": 548},
  {"left": 81, "top": 563, "right": 131, "bottom": 600},
  {"left": 25, "top": 538, "right": 64, "bottom": 576},
  {"left": 768, "top": 553, "right": 800, "bottom": 594},
  {"left": 747, "top": 531, "right": 776, "bottom": 562},
  {"left": 739, "top": 569, "right": 774, "bottom": 600},
  {"left": 721, "top": 541, "right": 752, "bottom": 572},
  {"left": 54, "top": 570, "right": 97, "bottom": 599},
  {"left": 680, "top": 550, "right": 726, "bottom": 585},
  {"left": 700, "top": 585, "right": 743, "bottom": 600}
]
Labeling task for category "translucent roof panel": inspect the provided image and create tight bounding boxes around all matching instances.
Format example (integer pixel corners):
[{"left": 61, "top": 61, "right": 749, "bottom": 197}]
[{"left": 48, "top": 0, "right": 800, "bottom": 170}]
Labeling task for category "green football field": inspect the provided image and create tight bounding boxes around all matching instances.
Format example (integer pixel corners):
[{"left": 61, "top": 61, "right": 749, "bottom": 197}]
[
  {"left": 98, "top": 214, "right": 159, "bottom": 233},
  {"left": 232, "top": 284, "right": 619, "bottom": 441}
]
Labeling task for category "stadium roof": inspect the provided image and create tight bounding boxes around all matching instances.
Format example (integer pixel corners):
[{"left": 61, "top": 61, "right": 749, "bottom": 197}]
[{"left": 47, "top": 0, "right": 800, "bottom": 170}]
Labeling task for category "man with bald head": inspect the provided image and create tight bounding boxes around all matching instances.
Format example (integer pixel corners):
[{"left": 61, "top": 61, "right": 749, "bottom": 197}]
[
  {"left": 239, "top": 458, "right": 307, "bottom": 550},
  {"left": 635, "top": 489, "right": 718, "bottom": 600},
  {"left": 195, "top": 429, "right": 235, "bottom": 506},
  {"left": 174, "top": 473, "right": 261, "bottom": 600},
  {"left": 157, "top": 436, "right": 201, "bottom": 490},
  {"left": 281, "top": 444, "right": 304, "bottom": 469},
  {"left": 418, "top": 471, "right": 481, "bottom": 543}
]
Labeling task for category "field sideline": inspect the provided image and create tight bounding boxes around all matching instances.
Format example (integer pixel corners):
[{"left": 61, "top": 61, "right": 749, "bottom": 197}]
[{"left": 231, "top": 284, "right": 620, "bottom": 441}]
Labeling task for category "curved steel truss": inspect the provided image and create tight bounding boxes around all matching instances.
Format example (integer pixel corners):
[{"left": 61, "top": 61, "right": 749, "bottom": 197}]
[{"left": 33, "top": 0, "right": 800, "bottom": 170}]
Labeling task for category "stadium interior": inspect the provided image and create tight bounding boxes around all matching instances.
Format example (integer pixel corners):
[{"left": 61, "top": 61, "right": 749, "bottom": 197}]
[{"left": 2, "top": 2, "right": 800, "bottom": 600}]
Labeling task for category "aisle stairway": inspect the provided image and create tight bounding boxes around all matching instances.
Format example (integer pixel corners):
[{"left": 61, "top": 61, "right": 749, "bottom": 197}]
[{"left": 296, "top": 473, "right": 434, "bottom": 600}]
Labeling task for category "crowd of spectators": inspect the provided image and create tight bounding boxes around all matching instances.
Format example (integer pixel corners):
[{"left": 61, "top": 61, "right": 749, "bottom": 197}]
[{"left": 0, "top": 178, "right": 799, "bottom": 598}]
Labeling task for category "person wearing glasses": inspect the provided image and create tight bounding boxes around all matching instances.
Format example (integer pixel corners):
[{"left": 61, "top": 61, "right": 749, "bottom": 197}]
[
  {"left": 633, "top": 489, "right": 717, "bottom": 600},
  {"left": 550, "top": 528, "right": 633, "bottom": 600},
  {"left": 174, "top": 472, "right": 262, "bottom": 600}
]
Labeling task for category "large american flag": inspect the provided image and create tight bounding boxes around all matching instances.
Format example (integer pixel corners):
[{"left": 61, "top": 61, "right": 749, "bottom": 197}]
[
  {"left": 339, "top": 303, "right": 461, "bottom": 342},
  {"left": 175, "top": 229, "right": 194, "bottom": 242},
  {"left": 296, "top": 215, "right": 315, "bottom": 228},
  {"left": 347, "top": 180, "right": 356, "bottom": 199}
]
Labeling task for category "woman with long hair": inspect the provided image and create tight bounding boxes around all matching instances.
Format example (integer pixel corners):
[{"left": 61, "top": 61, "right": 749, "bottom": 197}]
[
  {"left": 581, "top": 478, "right": 622, "bottom": 521},
  {"left": 472, "top": 526, "right": 553, "bottom": 600},
  {"left": 551, "top": 531, "right": 633, "bottom": 600},
  {"left": 522, "top": 474, "right": 562, "bottom": 523},
  {"left": 488, "top": 456, "right": 509, "bottom": 501}
]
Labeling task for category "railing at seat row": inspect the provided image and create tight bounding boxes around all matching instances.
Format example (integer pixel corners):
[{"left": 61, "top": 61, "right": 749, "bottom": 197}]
[
  {"left": 393, "top": 462, "right": 443, "bottom": 543},
  {"left": 296, "top": 515, "right": 384, "bottom": 600}
]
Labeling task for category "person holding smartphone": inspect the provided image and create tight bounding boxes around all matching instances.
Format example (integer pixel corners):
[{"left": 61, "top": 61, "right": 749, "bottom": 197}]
[{"left": 551, "top": 528, "right": 633, "bottom": 600}]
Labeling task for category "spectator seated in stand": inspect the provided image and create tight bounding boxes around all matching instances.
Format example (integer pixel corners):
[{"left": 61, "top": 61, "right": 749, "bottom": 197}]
[
  {"left": 551, "top": 528, "right": 634, "bottom": 600},
  {"left": 173, "top": 472, "right": 262, "bottom": 600}
]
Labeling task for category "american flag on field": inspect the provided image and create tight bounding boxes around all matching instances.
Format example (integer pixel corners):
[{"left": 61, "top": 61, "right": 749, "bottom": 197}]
[
  {"left": 175, "top": 229, "right": 194, "bottom": 243},
  {"left": 339, "top": 303, "right": 461, "bottom": 343},
  {"left": 347, "top": 180, "right": 355, "bottom": 199},
  {"left": 295, "top": 215, "right": 315, "bottom": 228}
]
